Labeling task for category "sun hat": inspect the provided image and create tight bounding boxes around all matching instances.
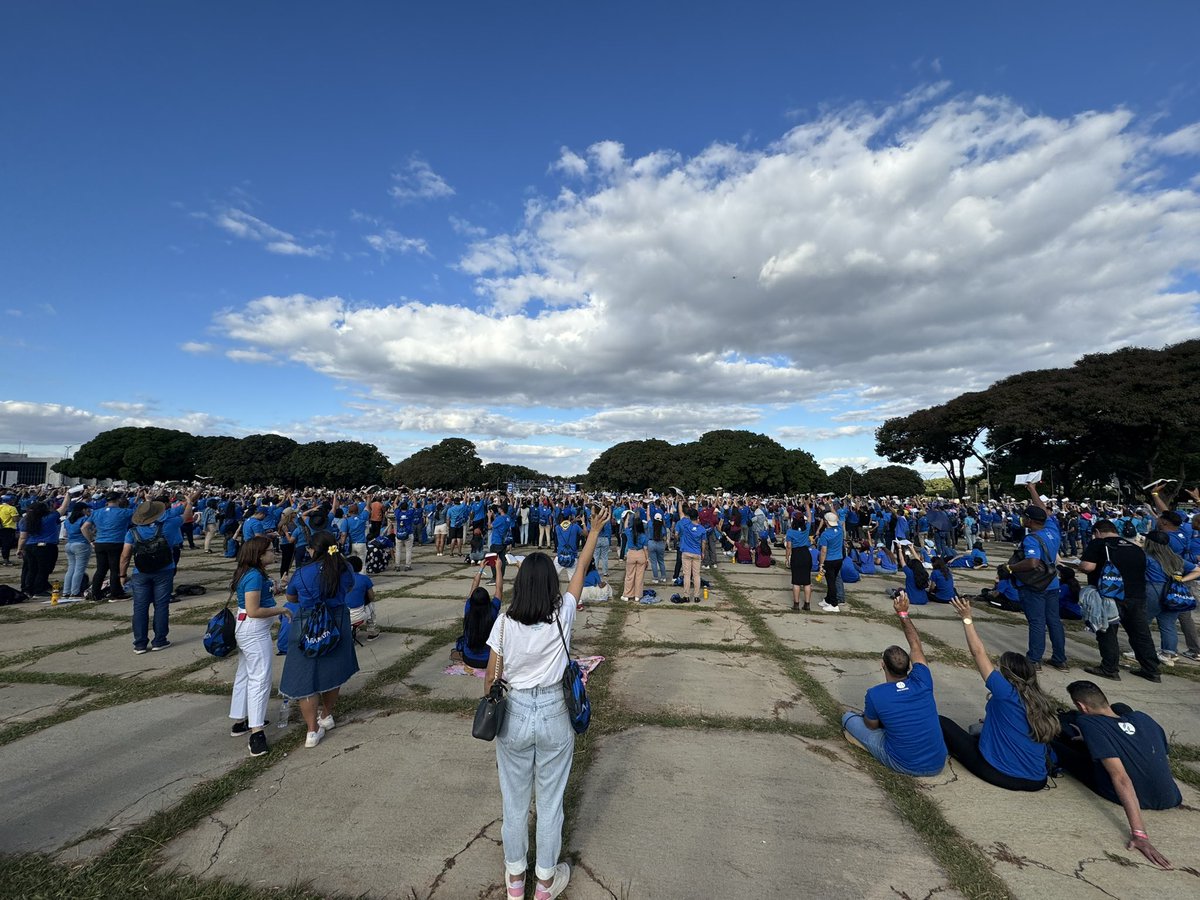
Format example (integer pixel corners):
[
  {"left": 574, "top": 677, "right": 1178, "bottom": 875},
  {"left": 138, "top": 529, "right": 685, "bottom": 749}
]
[
  {"left": 823, "top": 512, "right": 839, "bottom": 526},
  {"left": 132, "top": 500, "right": 165, "bottom": 525}
]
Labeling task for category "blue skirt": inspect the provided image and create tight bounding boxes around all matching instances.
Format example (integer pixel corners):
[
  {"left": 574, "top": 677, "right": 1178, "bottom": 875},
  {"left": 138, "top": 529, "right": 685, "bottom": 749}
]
[{"left": 280, "top": 604, "right": 360, "bottom": 699}]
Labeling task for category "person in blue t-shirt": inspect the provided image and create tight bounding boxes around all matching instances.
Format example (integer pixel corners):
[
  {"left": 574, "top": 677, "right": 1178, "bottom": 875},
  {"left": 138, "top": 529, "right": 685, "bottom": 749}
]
[
  {"left": 896, "top": 544, "right": 930, "bottom": 605},
  {"left": 393, "top": 501, "right": 420, "bottom": 571},
  {"left": 228, "top": 536, "right": 292, "bottom": 757},
  {"left": 784, "top": 515, "right": 812, "bottom": 611},
  {"left": 62, "top": 502, "right": 96, "bottom": 599},
  {"left": 16, "top": 499, "right": 63, "bottom": 596},
  {"left": 815, "top": 512, "right": 846, "bottom": 611},
  {"left": 1051, "top": 681, "right": 1180, "bottom": 869},
  {"left": 554, "top": 516, "right": 585, "bottom": 579},
  {"left": 841, "top": 591, "right": 947, "bottom": 776},
  {"left": 88, "top": 492, "right": 134, "bottom": 600},
  {"left": 939, "top": 598, "right": 1058, "bottom": 791},
  {"left": 999, "top": 483, "right": 1067, "bottom": 672},
  {"left": 343, "top": 554, "right": 378, "bottom": 640},
  {"left": 120, "top": 492, "right": 198, "bottom": 653},
  {"left": 928, "top": 558, "right": 959, "bottom": 603},
  {"left": 453, "top": 561, "right": 502, "bottom": 667}
]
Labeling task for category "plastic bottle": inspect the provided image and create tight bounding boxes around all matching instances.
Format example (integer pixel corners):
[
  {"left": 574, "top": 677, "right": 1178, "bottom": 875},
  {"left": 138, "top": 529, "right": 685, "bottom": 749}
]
[
  {"left": 51, "top": 581, "right": 61, "bottom": 605},
  {"left": 702, "top": 586, "right": 709, "bottom": 601},
  {"left": 277, "top": 698, "right": 290, "bottom": 728}
]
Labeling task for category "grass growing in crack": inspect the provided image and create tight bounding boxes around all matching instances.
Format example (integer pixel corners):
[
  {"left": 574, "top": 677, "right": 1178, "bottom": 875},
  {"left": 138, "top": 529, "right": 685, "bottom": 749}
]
[
  {"left": 0, "top": 627, "right": 130, "bottom": 670},
  {"left": 713, "top": 571, "right": 1016, "bottom": 900}
]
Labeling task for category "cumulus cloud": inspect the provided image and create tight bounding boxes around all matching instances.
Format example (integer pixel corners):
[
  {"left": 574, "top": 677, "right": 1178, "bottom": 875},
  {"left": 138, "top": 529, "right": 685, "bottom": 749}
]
[
  {"left": 776, "top": 424, "right": 876, "bottom": 443},
  {"left": 225, "top": 348, "right": 279, "bottom": 365},
  {"left": 215, "top": 90, "right": 1200, "bottom": 432},
  {"left": 0, "top": 401, "right": 234, "bottom": 447},
  {"left": 180, "top": 341, "right": 214, "bottom": 354},
  {"left": 389, "top": 157, "right": 454, "bottom": 203}
]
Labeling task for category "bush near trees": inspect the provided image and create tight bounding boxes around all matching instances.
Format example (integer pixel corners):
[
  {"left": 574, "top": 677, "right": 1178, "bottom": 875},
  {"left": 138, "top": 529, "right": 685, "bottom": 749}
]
[{"left": 875, "top": 340, "right": 1200, "bottom": 499}]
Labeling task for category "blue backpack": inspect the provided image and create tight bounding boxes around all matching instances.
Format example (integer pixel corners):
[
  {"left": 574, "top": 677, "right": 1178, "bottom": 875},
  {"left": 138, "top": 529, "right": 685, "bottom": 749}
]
[
  {"left": 1097, "top": 544, "right": 1126, "bottom": 601},
  {"left": 203, "top": 605, "right": 237, "bottom": 658},
  {"left": 301, "top": 600, "right": 341, "bottom": 657},
  {"left": 554, "top": 615, "right": 590, "bottom": 734}
]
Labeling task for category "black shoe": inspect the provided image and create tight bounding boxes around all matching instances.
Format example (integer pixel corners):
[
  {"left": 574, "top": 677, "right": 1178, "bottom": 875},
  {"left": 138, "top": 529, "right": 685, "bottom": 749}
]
[
  {"left": 1083, "top": 665, "right": 1121, "bottom": 681},
  {"left": 1046, "top": 660, "right": 1070, "bottom": 673},
  {"left": 231, "top": 720, "right": 250, "bottom": 737},
  {"left": 150, "top": 641, "right": 171, "bottom": 651},
  {"left": 248, "top": 731, "right": 269, "bottom": 757},
  {"left": 1130, "top": 668, "right": 1162, "bottom": 683}
]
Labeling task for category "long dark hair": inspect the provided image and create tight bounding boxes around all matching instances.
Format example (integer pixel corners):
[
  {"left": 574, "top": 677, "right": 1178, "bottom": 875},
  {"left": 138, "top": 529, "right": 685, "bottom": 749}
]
[
  {"left": 506, "top": 552, "right": 561, "bottom": 625},
  {"left": 23, "top": 501, "right": 49, "bottom": 535},
  {"left": 906, "top": 553, "right": 929, "bottom": 590},
  {"left": 997, "top": 652, "right": 1061, "bottom": 744},
  {"left": 229, "top": 536, "right": 273, "bottom": 594},
  {"left": 69, "top": 502, "right": 89, "bottom": 524},
  {"left": 306, "top": 531, "right": 352, "bottom": 599},
  {"left": 464, "top": 586, "right": 495, "bottom": 651}
]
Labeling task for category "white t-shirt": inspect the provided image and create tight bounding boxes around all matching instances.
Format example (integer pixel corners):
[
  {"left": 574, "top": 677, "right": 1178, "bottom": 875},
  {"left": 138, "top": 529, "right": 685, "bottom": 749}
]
[{"left": 486, "top": 594, "right": 577, "bottom": 690}]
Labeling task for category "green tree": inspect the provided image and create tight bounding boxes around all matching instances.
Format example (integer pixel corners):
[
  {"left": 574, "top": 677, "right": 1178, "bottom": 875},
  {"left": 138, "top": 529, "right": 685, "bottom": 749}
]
[
  {"left": 288, "top": 440, "right": 390, "bottom": 488},
  {"left": 386, "top": 438, "right": 484, "bottom": 488},
  {"left": 586, "top": 439, "right": 679, "bottom": 492},
  {"left": 53, "top": 427, "right": 200, "bottom": 483},
  {"left": 784, "top": 448, "right": 828, "bottom": 494},
  {"left": 479, "top": 462, "right": 550, "bottom": 487},
  {"left": 684, "top": 430, "right": 789, "bottom": 493},
  {"left": 923, "top": 477, "right": 955, "bottom": 497},
  {"left": 861, "top": 465, "right": 925, "bottom": 497},
  {"left": 205, "top": 434, "right": 300, "bottom": 486},
  {"left": 825, "top": 465, "right": 856, "bottom": 495},
  {"left": 876, "top": 392, "right": 989, "bottom": 498}
]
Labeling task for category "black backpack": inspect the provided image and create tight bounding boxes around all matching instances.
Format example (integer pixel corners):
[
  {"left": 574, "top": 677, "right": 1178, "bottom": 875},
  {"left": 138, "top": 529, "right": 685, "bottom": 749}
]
[
  {"left": 132, "top": 522, "right": 173, "bottom": 573},
  {"left": 1121, "top": 519, "right": 1137, "bottom": 539}
]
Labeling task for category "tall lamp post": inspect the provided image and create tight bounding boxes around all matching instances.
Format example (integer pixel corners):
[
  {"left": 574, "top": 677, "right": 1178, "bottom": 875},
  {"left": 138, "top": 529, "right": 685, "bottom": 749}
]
[
  {"left": 981, "top": 439, "right": 1021, "bottom": 504},
  {"left": 847, "top": 463, "right": 869, "bottom": 497}
]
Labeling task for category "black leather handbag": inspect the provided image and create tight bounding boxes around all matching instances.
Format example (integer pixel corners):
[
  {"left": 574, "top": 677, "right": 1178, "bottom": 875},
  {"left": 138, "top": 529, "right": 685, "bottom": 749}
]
[{"left": 472, "top": 616, "right": 508, "bottom": 741}]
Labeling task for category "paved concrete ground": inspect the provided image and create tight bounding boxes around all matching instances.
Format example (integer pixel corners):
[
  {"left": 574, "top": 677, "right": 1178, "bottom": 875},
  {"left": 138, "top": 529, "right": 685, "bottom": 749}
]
[{"left": 2, "top": 537, "right": 1199, "bottom": 899}]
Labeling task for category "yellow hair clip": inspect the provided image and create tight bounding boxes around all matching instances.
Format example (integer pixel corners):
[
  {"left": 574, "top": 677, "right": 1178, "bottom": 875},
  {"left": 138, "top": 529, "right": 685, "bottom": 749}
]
[{"left": 327, "top": 546, "right": 340, "bottom": 556}]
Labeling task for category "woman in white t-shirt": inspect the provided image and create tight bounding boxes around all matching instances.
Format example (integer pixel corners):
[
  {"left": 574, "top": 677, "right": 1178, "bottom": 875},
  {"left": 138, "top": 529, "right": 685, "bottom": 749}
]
[{"left": 486, "top": 506, "right": 610, "bottom": 900}]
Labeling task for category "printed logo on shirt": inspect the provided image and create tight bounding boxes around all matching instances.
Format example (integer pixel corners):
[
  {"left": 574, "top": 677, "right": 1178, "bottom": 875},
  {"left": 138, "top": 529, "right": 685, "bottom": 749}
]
[
  {"left": 1119, "top": 722, "right": 1137, "bottom": 736},
  {"left": 895, "top": 682, "right": 907, "bottom": 691}
]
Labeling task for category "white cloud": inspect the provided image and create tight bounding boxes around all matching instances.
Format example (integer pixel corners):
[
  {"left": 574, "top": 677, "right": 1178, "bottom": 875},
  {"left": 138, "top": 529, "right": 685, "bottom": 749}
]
[
  {"left": 552, "top": 147, "right": 588, "bottom": 177},
  {"left": 180, "top": 341, "right": 214, "bottom": 354},
  {"left": 389, "top": 157, "right": 454, "bottom": 203},
  {"left": 449, "top": 215, "right": 486, "bottom": 237},
  {"left": 776, "top": 425, "right": 875, "bottom": 443},
  {"left": 214, "top": 91, "right": 1200, "bottom": 429},
  {"left": 98, "top": 401, "right": 151, "bottom": 414},
  {"left": 225, "top": 348, "right": 278, "bottom": 365},
  {"left": 206, "top": 207, "right": 329, "bottom": 258},
  {"left": 1157, "top": 123, "right": 1200, "bottom": 156},
  {"left": 363, "top": 229, "right": 430, "bottom": 259},
  {"left": 0, "top": 400, "right": 234, "bottom": 448}
]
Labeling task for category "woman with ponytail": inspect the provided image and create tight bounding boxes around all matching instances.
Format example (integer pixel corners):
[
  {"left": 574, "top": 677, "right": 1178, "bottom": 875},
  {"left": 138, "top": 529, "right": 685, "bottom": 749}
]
[
  {"left": 928, "top": 555, "right": 958, "bottom": 603},
  {"left": 940, "top": 597, "right": 1058, "bottom": 791},
  {"left": 280, "top": 531, "right": 359, "bottom": 749}
]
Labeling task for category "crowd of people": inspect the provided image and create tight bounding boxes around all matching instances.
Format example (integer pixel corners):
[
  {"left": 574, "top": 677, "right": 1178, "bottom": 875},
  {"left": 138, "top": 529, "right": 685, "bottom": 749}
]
[{"left": 2, "top": 475, "right": 1197, "bottom": 885}]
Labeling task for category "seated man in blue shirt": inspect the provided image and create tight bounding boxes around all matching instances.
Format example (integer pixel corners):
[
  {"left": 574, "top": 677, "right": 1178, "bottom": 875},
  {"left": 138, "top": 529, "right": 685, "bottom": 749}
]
[
  {"left": 841, "top": 590, "right": 947, "bottom": 777},
  {"left": 1051, "top": 680, "right": 1179, "bottom": 869}
]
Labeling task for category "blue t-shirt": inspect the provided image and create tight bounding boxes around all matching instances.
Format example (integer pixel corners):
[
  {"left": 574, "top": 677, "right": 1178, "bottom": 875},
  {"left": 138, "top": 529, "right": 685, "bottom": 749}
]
[
  {"left": 236, "top": 569, "right": 277, "bottom": 610},
  {"left": 345, "top": 572, "right": 373, "bottom": 609},
  {"left": 242, "top": 516, "right": 271, "bottom": 543},
  {"left": 1021, "top": 518, "right": 1062, "bottom": 590},
  {"left": 855, "top": 548, "right": 876, "bottom": 575},
  {"left": 20, "top": 511, "right": 62, "bottom": 544},
  {"left": 675, "top": 518, "right": 707, "bottom": 555},
  {"left": 903, "top": 566, "right": 929, "bottom": 604},
  {"left": 556, "top": 522, "right": 582, "bottom": 557},
  {"left": 287, "top": 563, "right": 355, "bottom": 610},
  {"left": 929, "top": 569, "right": 957, "bottom": 602},
  {"left": 1075, "top": 711, "right": 1181, "bottom": 810},
  {"left": 489, "top": 513, "right": 513, "bottom": 546},
  {"left": 160, "top": 505, "right": 185, "bottom": 548},
  {"left": 1145, "top": 556, "right": 1194, "bottom": 585},
  {"left": 978, "top": 670, "right": 1047, "bottom": 781},
  {"left": 91, "top": 506, "right": 134, "bottom": 543},
  {"left": 341, "top": 512, "right": 369, "bottom": 544},
  {"left": 840, "top": 557, "right": 860, "bottom": 583},
  {"left": 863, "top": 663, "right": 946, "bottom": 774},
  {"left": 875, "top": 551, "right": 898, "bottom": 573},
  {"left": 65, "top": 516, "right": 90, "bottom": 543},
  {"left": 894, "top": 516, "right": 909, "bottom": 541},
  {"left": 817, "top": 526, "right": 844, "bottom": 562},
  {"left": 447, "top": 504, "right": 467, "bottom": 527},
  {"left": 583, "top": 569, "right": 601, "bottom": 588},
  {"left": 784, "top": 527, "right": 807, "bottom": 550}
]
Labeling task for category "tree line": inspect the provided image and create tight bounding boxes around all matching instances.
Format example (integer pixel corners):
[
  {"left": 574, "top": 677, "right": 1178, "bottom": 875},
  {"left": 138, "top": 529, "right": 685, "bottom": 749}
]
[{"left": 875, "top": 340, "right": 1200, "bottom": 499}]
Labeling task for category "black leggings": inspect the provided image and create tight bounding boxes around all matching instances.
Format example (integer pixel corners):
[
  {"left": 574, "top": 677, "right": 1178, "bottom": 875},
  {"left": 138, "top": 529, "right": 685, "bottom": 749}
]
[
  {"left": 823, "top": 559, "right": 842, "bottom": 605},
  {"left": 279, "top": 543, "right": 296, "bottom": 577},
  {"left": 939, "top": 716, "right": 1046, "bottom": 792}
]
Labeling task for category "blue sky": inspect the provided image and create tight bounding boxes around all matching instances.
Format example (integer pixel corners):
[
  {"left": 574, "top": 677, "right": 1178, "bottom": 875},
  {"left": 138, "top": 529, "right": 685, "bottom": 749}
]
[{"left": 3, "top": 2, "right": 1199, "bottom": 477}]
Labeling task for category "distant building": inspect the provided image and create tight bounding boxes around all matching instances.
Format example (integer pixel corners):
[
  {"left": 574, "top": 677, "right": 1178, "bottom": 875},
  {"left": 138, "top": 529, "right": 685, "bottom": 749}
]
[{"left": 0, "top": 453, "right": 69, "bottom": 487}]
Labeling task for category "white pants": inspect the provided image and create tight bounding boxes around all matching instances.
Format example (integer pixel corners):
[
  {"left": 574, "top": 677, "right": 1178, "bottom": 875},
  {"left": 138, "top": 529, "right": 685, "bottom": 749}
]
[
  {"left": 350, "top": 541, "right": 367, "bottom": 561},
  {"left": 230, "top": 615, "right": 274, "bottom": 729},
  {"left": 396, "top": 535, "right": 414, "bottom": 567}
]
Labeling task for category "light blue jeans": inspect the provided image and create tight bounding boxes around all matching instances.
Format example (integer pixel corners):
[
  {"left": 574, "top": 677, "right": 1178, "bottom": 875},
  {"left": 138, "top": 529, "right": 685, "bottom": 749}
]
[
  {"left": 647, "top": 540, "right": 667, "bottom": 581},
  {"left": 497, "top": 685, "right": 575, "bottom": 880},
  {"left": 1145, "top": 581, "right": 1182, "bottom": 654},
  {"left": 842, "top": 711, "right": 943, "bottom": 777},
  {"left": 594, "top": 538, "right": 610, "bottom": 578},
  {"left": 64, "top": 541, "right": 92, "bottom": 596}
]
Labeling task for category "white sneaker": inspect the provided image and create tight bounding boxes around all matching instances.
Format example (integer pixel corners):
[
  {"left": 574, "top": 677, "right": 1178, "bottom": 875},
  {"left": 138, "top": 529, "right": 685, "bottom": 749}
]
[
  {"left": 1122, "top": 651, "right": 1137, "bottom": 660},
  {"left": 819, "top": 602, "right": 840, "bottom": 613},
  {"left": 304, "top": 726, "right": 326, "bottom": 748},
  {"left": 1158, "top": 652, "right": 1176, "bottom": 667},
  {"left": 318, "top": 713, "right": 335, "bottom": 730},
  {"left": 535, "top": 863, "right": 571, "bottom": 899}
]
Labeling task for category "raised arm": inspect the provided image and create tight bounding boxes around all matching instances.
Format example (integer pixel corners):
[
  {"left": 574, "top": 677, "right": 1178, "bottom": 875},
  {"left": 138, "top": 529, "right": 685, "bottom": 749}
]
[
  {"left": 567, "top": 507, "right": 610, "bottom": 601},
  {"left": 950, "top": 598, "right": 993, "bottom": 680},
  {"left": 893, "top": 592, "right": 928, "bottom": 666},
  {"left": 1026, "top": 481, "right": 1048, "bottom": 514}
]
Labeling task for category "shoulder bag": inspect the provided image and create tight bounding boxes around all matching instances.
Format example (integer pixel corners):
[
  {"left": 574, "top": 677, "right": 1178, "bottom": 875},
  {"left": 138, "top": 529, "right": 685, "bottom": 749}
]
[
  {"left": 472, "top": 615, "right": 508, "bottom": 740},
  {"left": 555, "top": 614, "right": 591, "bottom": 735}
]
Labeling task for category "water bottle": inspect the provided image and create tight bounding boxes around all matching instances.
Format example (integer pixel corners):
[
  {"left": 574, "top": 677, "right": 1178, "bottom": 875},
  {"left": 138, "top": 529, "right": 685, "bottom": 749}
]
[
  {"left": 702, "top": 586, "right": 709, "bottom": 601},
  {"left": 277, "top": 698, "right": 290, "bottom": 728},
  {"left": 51, "top": 581, "right": 62, "bottom": 605}
]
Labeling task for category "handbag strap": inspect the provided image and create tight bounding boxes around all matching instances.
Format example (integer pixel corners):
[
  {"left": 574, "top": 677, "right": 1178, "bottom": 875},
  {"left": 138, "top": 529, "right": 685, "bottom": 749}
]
[
  {"left": 554, "top": 611, "right": 573, "bottom": 663},
  {"left": 496, "top": 614, "right": 505, "bottom": 681}
]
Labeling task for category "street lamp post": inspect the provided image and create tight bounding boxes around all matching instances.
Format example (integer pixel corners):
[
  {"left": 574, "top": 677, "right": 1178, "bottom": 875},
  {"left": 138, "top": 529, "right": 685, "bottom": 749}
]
[{"left": 981, "top": 439, "right": 1021, "bottom": 504}]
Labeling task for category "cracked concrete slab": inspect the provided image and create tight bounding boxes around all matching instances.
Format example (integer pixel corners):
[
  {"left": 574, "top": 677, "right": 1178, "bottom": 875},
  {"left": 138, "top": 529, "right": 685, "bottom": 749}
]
[
  {"left": 762, "top": 612, "right": 917, "bottom": 655},
  {"left": 159, "top": 710, "right": 507, "bottom": 899},
  {"left": 0, "top": 693, "right": 245, "bottom": 855},
  {"left": 570, "top": 727, "right": 962, "bottom": 900},
  {"left": 609, "top": 646, "right": 822, "bottom": 724},
  {"left": 622, "top": 607, "right": 758, "bottom": 646},
  {"left": 930, "top": 756, "right": 1200, "bottom": 898},
  {"left": 915, "top": 613, "right": 1100, "bottom": 663},
  {"left": 0, "top": 617, "right": 126, "bottom": 657},
  {"left": 13, "top": 624, "right": 212, "bottom": 680},
  {"left": 0, "top": 682, "right": 95, "bottom": 724},
  {"left": 382, "top": 642, "right": 492, "bottom": 701},
  {"left": 369, "top": 595, "right": 463, "bottom": 631}
]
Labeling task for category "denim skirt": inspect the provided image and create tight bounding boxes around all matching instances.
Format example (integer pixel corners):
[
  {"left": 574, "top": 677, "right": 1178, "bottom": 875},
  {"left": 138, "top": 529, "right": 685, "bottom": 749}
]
[{"left": 280, "top": 604, "right": 360, "bottom": 699}]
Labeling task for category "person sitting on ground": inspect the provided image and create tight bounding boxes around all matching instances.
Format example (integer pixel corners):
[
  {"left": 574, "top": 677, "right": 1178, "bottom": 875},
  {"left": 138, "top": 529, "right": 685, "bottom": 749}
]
[
  {"left": 896, "top": 542, "right": 930, "bottom": 605},
  {"left": 754, "top": 536, "right": 774, "bottom": 568},
  {"left": 840, "top": 590, "right": 947, "bottom": 777},
  {"left": 940, "top": 597, "right": 1057, "bottom": 791},
  {"left": 579, "top": 559, "right": 612, "bottom": 606},
  {"left": 873, "top": 544, "right": 899, "bottom": 572},
  {"left": 452, "top": 561, "right": 502, "bottom": 668},
  {"left": 1050, "top": 680, "right": 1180, "bottom": 869},
  {"left": 839, "top": 553, "right": 860, "bottom": 583},
  {"left": 948, "top": 541, "right": 989, "bottom": 569},
  {"left": 344, "top": 555, "right": 379, "bottom": 642},
  {"left": 733, "top": 538, "right": 753, "bottom": 564},
  {"left": 854, "top": 543, "right": 877, "bottom": 575},
  {"left": 928, "top": 556, "right": 959, "bottom": 603}
]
